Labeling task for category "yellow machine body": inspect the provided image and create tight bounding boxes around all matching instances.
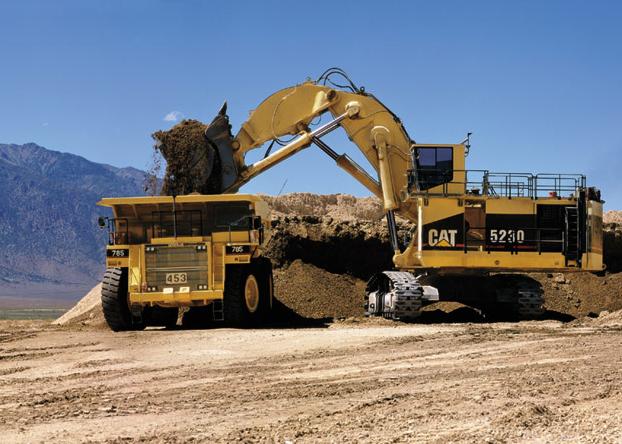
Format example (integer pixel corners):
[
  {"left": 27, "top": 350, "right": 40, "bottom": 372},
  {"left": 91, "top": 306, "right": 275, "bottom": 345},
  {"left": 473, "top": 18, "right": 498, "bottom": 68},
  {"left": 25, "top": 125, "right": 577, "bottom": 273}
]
[
  {"left": 205, "top": 78, "right": 603, "bottom": 277},
  {"left": 393, "top": 144, "right": 603, "bottom": 273},
  {"left": 98, "top": 194, "right": 271, "bottom": 309}
]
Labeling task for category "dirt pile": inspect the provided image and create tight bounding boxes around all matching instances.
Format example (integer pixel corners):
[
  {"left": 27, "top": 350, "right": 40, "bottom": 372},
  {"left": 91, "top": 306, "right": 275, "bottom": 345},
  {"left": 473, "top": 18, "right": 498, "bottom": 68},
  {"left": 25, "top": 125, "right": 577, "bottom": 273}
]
[
  {"left": 532, "top": 272, "right": 622, "bottom": 318},
  {"left": 261, "top": 193, "right": 384, "bottom": 221},
  {"left": 273, "top": 260, "right": 366, "bottom": 319},
  {"left": 591, "top": 308, "right": 622, "bottom": 326},
  {"left": 266, "top": 215, "right": 407, "bottom": 279},
  {"left": 151, "top": 119, "right": 221, "bottom": 195},
  {"left": 604, "top": 223, "right": 622, "bottom": 273},
  {"left": 604, "top": 210, "right": 622, "bottom": 224},
  {"left": 52, "top": 284, "right": 106, "bottom": 328}
]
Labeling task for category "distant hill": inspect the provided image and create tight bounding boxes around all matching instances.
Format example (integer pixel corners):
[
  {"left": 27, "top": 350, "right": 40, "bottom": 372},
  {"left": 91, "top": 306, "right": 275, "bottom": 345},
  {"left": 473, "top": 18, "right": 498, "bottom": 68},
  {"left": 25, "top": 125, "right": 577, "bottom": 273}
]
[{"left": 0, "top": 143, "right": 145, "bottom": 305}]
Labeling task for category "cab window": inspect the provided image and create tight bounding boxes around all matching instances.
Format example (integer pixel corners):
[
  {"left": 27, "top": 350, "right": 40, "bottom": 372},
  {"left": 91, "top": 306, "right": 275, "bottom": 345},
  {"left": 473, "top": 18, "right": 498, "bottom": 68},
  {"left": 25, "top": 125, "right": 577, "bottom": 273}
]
[
  {"left": 213, "top": 203, "right": 252, "bottom": 231},
  {"left": 415, "top": 147, "right": 454, "bottom": 190}
]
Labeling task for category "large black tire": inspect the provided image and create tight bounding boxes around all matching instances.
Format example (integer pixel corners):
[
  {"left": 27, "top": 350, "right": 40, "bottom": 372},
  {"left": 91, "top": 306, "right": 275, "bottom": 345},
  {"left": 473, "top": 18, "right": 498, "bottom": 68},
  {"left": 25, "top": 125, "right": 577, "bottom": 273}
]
[
  {"left": 101, "top": 268, "right": 137, "bottom": 332},
  {"left": 224, "top": 261, "right": 270, "bottom": 327},
  {"left": 255, "top": 257, "right": 274, "bottom": 312}
]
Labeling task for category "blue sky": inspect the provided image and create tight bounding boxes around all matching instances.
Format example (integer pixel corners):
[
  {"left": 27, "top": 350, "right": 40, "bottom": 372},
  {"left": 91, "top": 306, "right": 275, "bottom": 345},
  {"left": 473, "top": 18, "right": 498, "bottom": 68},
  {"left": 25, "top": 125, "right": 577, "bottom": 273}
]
[{"left": 1, "top": 1, "right": 621, "bottom": 208}]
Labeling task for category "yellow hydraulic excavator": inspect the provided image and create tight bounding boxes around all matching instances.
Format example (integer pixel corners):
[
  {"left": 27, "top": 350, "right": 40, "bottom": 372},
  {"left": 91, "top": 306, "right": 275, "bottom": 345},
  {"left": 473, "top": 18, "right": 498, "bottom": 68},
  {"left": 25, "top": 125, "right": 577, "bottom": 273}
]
[{"left": 196, "top": 68, "right": 603, "bottom": 320}]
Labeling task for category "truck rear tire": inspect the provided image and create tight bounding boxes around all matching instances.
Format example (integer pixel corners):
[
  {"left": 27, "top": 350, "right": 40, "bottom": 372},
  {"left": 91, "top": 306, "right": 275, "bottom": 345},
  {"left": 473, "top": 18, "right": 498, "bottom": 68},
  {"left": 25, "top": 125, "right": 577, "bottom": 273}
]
[
  {"left": 255, "top": 257, "right": 274, "bottom": 311},
  {"left": 101, "top": 268, "right": 135, "bottom": 332},
  {"left": 224, "top": 261, "right": 270, "bottom": 326}
]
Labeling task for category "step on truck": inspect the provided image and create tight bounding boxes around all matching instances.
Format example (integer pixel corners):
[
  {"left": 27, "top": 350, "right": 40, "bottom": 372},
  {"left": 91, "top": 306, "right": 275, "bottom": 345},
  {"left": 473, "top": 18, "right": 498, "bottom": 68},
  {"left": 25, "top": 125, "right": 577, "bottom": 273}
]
[{"left": 97, "top": 194, "right": 273, "bottom": 331}]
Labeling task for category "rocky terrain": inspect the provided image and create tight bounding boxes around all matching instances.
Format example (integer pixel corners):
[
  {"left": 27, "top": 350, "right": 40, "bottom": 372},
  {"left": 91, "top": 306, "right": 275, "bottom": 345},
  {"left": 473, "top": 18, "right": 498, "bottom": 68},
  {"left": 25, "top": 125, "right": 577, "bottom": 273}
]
[{"left": 2, "top": 316, "right": 622, "bottom": 443}]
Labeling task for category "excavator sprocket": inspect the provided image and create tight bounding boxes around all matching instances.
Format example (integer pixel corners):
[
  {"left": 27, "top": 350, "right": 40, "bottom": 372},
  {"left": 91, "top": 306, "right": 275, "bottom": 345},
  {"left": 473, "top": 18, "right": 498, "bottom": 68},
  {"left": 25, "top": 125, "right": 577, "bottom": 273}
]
[{"left": 366, "top": 271, "right": 424, "bottom": 320}]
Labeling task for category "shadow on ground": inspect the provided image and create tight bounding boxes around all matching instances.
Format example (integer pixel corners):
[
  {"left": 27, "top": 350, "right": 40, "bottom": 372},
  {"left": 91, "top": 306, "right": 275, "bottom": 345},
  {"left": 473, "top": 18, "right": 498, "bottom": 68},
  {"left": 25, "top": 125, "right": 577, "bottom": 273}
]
[{"left": 173, "top": 300, "right": 576, "bottom": 331}]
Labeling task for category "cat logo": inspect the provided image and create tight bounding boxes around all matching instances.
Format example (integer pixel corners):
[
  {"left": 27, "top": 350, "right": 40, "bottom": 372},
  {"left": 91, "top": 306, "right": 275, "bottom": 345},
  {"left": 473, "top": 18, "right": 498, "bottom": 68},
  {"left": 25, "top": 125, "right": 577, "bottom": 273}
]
[{"left": 428, "top": 229, "right": 458, "bottom": 247}]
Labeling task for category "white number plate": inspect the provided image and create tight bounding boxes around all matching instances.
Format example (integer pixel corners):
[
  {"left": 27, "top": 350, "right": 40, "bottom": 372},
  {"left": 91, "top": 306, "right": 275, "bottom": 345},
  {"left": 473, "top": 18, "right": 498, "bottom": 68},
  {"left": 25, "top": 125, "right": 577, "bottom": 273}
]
[{"left": 165, "top": 272, "right": 188, "bottom": 284}]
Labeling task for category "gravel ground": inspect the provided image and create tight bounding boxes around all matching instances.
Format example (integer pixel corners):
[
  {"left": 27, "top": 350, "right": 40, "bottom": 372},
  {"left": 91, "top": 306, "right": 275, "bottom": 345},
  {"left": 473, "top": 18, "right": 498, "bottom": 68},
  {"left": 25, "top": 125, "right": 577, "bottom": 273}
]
[{"left": 1, "top": 318, "right": 621, "bottom": 443}]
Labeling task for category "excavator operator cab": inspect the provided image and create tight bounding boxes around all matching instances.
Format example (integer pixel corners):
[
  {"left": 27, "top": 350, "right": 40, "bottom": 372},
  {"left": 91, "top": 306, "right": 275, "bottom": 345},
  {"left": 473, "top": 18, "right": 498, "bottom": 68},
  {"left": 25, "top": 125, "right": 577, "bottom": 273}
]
[{"left": 409, "top": 144, "right": 466, "bottom": 195}]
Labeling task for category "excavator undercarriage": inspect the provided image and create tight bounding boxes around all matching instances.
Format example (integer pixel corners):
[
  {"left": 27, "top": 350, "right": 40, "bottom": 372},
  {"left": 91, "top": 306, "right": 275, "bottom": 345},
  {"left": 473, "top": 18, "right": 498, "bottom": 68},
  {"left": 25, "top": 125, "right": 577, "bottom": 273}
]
[{"left": 151, "top": 68, "right": 604, "bottom": 321}]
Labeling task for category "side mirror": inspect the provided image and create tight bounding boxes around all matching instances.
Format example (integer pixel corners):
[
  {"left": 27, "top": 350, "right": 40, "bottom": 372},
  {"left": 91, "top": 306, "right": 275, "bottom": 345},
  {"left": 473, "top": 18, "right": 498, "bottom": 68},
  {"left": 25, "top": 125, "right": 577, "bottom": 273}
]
[
  {"left": 98, "top": 216, "right": 107, "bottom": 228},
  {"left": 252, "top": 216, "right": 263, "bottom": 230}
]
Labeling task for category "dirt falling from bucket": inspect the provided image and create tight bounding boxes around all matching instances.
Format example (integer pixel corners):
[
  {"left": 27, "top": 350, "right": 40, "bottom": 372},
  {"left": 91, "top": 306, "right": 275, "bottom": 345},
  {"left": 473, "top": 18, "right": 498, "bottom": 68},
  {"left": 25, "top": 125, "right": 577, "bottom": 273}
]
[{"left": 151, "top": 119, "right": 221, "bottom": 195}]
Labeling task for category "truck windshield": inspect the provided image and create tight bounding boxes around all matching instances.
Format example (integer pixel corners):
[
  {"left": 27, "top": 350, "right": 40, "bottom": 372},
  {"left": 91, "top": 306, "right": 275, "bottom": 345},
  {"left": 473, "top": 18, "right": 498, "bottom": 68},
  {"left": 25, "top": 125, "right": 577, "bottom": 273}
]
[
  {"left": 107, "top": 201, "right": 254, "bottom": 244},
  {"left": 213, "top": 203, "right": 252, "bottom": 231}
]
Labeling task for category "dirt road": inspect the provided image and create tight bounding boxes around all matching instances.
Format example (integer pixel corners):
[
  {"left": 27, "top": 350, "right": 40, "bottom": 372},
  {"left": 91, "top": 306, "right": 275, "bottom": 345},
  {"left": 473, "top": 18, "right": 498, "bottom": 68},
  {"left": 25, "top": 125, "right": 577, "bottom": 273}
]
[{"left": 1, "top": 319, "right": 621, "bottom": 443}]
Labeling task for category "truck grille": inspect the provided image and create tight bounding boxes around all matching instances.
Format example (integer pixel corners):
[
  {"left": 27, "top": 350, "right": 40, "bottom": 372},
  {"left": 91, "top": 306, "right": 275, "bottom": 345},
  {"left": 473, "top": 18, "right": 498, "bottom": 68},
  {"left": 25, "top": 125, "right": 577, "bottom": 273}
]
[{"left": 145, "top": 245, "right": 208, "bottom": 290}]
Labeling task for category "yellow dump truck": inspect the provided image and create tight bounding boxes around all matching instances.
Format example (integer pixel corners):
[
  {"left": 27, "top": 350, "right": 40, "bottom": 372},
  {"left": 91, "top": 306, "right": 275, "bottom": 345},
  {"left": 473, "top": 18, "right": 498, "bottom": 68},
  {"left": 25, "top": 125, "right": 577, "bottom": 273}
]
[{"left": 97, "top": 194, "right": 272, "bottom": 331}]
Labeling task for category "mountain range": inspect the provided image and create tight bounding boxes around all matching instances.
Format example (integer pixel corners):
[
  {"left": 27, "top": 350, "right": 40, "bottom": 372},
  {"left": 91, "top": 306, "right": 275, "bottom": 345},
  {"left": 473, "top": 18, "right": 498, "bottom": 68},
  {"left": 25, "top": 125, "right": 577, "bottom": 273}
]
[{"left": 0, "top": 143, "right": 145, "bottom": 306}]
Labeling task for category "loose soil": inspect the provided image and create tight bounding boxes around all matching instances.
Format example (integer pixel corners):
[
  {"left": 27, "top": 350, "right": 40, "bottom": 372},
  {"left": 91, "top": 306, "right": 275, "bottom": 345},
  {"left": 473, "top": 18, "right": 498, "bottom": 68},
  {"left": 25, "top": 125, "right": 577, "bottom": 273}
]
[
  {"left": 605, "top": 210, "right": 622, "bottom": 224},
  {"left": 52, "top": 284, "right": 105, "bottom": 328},
  {"left": 151, "top": 119, "right": 221, "bottom": 195},
  {"left": 1, "top": 319, "right": 622, "bottom": 443},
  {"left": 273, "top": 260, "right": 366, "bottom": 319}
]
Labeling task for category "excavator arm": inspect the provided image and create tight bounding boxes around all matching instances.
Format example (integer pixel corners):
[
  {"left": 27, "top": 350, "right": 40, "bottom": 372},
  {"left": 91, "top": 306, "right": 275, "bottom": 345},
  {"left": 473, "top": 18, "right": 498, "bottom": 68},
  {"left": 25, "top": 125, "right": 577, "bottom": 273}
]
[{"left": 206, "top": 75, "right": 419, "bottom": 254}]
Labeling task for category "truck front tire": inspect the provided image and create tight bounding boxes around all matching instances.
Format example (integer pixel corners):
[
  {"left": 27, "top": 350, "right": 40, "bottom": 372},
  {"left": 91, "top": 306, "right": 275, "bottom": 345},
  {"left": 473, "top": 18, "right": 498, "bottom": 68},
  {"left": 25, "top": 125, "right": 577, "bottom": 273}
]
[
  {"left": 101, "top": 268, "right": 132, "bottom": 331},
  {"left": 101, "top": 268, "right": 143, "bottom": 331}
]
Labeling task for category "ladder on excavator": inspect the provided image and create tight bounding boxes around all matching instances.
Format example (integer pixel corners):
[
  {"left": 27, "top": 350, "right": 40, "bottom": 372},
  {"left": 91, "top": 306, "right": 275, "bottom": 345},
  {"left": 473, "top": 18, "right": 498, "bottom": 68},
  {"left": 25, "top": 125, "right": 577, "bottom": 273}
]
[{"left": 564, "top": 206, "right": 581, "bottom": 266}]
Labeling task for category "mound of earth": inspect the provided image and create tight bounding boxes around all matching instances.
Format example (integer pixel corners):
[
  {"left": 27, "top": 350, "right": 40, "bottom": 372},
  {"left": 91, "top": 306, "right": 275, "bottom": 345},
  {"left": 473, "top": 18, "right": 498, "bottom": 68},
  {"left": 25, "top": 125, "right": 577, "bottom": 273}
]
[
  {"left": 52, "top": 284, "right": 106, "bottom": 328},
  {"left": 604, "top": 223, "right": 622, "bottom": 273},
  {"left": 261, "top": 193, "right": 384, "bottom": 221},
  {"left": 273, "top": 260, "right": 366, "bottom": 319},
  {"left": 532, "top": 272, "right": 622, "bottom": 318},
  {"left": 591, "top": 308, "right": 622, "bottom": 326},
  {"left": 604, "top": 210, "right": 622, "bottom": 224},
  {"left": 266, "top": 215, "right": 407, "bottom": 279}
]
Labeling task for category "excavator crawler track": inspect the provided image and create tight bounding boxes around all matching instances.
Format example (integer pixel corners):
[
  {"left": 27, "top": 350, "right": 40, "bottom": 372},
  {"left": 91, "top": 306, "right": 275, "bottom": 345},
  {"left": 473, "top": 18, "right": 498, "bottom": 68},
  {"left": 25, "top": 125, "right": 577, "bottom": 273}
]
[
  {"left": 366, "top": 271, "right": 423, "bottom": 320},
  {"left": 516, "top": 286, "right": 545, "bottom": 319},
  {"left": 494, "top": 275, "right": 545, "bottom": 320}
]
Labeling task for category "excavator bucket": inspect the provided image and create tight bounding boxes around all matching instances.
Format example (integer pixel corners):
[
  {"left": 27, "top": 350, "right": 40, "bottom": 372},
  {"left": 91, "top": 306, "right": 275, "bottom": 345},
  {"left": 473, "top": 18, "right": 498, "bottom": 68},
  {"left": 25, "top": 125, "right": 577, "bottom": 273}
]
[
  {"left": 151, "top": 102, "right": 240, "bottom": 196},
  {"left": 204, "top": 102, "right": 239, "bottom": 192}
]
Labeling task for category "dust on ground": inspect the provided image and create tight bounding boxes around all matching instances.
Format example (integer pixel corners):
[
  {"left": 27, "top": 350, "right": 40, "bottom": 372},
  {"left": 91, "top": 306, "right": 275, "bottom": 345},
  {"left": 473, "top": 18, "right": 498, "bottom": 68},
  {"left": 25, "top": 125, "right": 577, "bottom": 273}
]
[{"left": 1, "top": 319, "right": 622, "bottom": 443}]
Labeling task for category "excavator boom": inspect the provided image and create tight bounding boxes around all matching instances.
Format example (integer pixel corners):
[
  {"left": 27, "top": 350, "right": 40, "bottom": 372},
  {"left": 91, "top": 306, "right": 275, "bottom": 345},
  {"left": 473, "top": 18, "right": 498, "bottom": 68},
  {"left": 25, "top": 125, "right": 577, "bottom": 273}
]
[{"left": 209, "top": 78, "right": 416, "bottom": 214}]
